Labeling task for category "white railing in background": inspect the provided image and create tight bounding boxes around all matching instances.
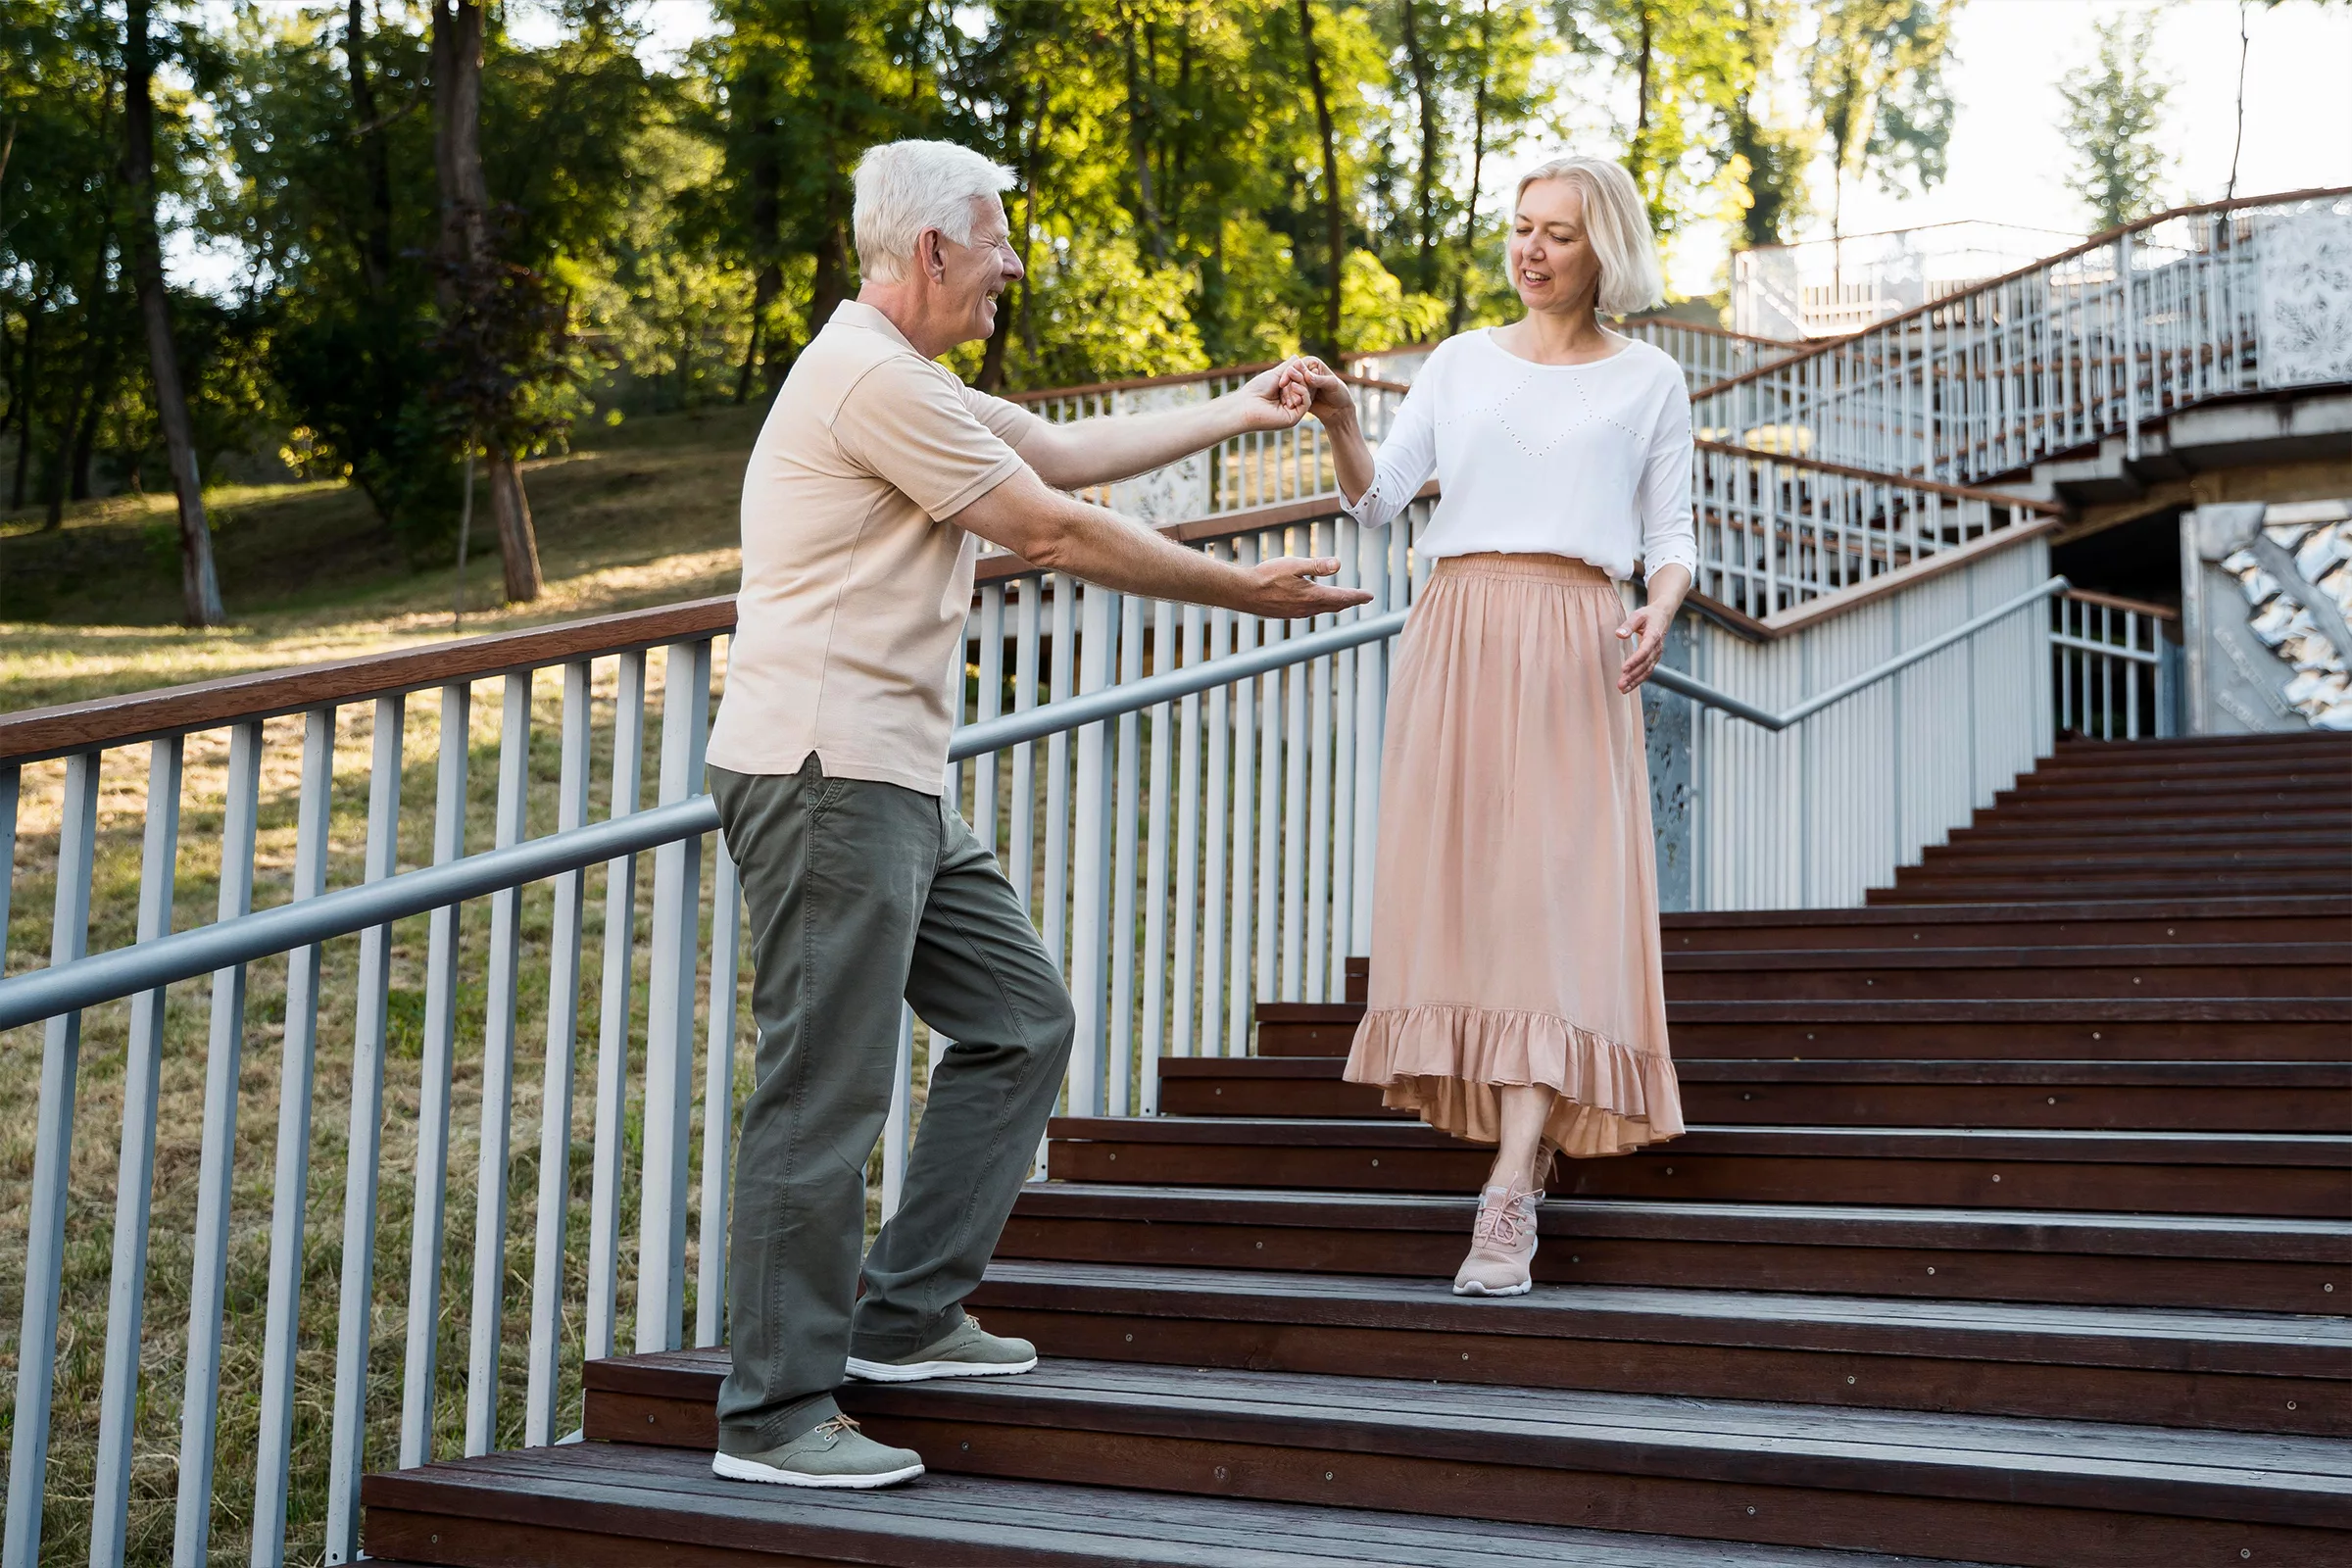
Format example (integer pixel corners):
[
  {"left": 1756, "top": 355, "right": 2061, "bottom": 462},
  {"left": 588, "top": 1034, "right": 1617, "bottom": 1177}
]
[
  {"left": 1695, "top": 190, "right": 2352, "bottom": 486},
  {"left": 1006, "top": 367, "right": 1405, "bottom": 523},
  {"left": 2052, "top": 589, "right": 2180, "bottom": 741},
  {"left": 1690, "top": 442, "right": 2055, "bottom": 619},
  {"left": 1619, "top": 316, "right": 1791, "bottom": 391},
  {"left": 1685, "top": 527, "right": 2061, "bottom": 910}
]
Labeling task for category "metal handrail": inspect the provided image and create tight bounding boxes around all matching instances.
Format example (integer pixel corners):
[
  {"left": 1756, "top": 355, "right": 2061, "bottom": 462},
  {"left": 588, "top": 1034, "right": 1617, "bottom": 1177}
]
[
  {"left": 0, "top": 579, "right": 2073, "bottom": 1033},
  {"left": 1649, "top": 576, "right": 2071, "bottom": 731}
]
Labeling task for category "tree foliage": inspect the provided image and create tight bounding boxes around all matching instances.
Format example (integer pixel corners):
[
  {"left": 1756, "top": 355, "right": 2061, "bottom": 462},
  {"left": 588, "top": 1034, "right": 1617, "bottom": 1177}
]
[
  {"left": 2058, "top": 7, "right": 2176, "bottom": 232},
  {"left": 0, "top": 0, "right": 1969, "bottom": 610}
]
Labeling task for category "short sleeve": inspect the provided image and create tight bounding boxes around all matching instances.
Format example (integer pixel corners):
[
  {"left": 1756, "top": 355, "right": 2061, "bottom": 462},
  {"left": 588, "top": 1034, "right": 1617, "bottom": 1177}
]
[
  {"left": 833, "top": 357, "right": 1028, "bottom": 521},
  {"left": 961, "top": 385, "right": 1053, "bottom": 449}
]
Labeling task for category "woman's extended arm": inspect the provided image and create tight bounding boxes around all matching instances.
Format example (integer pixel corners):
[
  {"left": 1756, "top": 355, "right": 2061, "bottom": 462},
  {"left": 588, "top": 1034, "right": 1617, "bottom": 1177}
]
[
  {"left": 1616, "top": 378, "right": 1700, "bottom": 693},
  {"left": 1294, "top": 357, "right": 1435, "bottom": 530}
]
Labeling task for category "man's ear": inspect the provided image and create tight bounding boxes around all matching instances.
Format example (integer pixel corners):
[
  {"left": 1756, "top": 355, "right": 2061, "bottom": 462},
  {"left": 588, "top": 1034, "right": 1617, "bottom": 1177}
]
[{"left": 918, "top": 228, "right": 948, "bottom": 284}]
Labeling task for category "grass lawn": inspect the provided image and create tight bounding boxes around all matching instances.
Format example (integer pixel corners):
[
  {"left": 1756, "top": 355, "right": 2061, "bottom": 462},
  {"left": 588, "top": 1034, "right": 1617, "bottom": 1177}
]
[{"left": 0, "top": 405, "right": 765, "bottom": 716}]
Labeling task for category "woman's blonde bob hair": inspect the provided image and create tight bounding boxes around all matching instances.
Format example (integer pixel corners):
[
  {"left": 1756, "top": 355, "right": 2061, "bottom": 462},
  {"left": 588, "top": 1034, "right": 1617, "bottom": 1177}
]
[{"left": 1512, "top": 156, "right": 1665, "bottom": 318}]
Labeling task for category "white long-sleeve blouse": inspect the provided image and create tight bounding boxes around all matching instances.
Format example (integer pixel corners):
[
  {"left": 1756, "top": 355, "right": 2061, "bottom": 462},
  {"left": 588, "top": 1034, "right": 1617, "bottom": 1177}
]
[{"left": 1341, "top": 328, "right": 1699, "bottom": 584}]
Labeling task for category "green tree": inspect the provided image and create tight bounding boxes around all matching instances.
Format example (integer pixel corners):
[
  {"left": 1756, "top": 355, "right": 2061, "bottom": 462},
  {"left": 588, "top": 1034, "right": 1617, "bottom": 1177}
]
[
  {"left": 1805, "top": 0, "right": 1957, "bottom": 253},
  {"left": 1721, "top": 0, "right": 1807, "bottom": 248},
  {"left": 2057, "top": 7, "right": 2174, "bottom": 232}
]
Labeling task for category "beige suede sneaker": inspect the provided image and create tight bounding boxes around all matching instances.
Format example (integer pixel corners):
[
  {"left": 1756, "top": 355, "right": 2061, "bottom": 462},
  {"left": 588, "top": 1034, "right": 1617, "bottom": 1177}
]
[{"left": 1452, "top": 1183, "right": 1541, "bottom": 1297}]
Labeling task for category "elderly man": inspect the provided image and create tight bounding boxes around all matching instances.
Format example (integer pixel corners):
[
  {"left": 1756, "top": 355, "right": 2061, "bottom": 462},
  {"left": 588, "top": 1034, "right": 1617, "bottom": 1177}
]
[{"left": 704, "top": 138, "right": 1366, "bottom": 1490}]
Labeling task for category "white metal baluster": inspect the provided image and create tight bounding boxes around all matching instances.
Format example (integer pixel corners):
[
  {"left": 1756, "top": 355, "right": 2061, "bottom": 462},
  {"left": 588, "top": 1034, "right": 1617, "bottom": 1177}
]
[
  {"left": 1257, "top": 570, "right": 1288, "bottom": 1007},
  {"left": 527, "top": 662, "right": 594, "bottom": 1443},
  {"left": 252, "top": 711, "right": 334, "bottom": 1564},
  {"left": 586, "top": 650, "right": 646, "bottom": 1364},
  {"left": 1315, "top": 537, "right": 1346, "bottom": 1001},
  {"left": 0, "top": 765, "right": 15, "bottom": 974},
  {"left": 975, "top": 584, "right": 1004, "bottom": 853},
  {"left": 1068, "top": 582, "right": 1115, "bottom": 1116},
  {"left": 2126, "top": 611, "right": 2142, "bottom": 740},
  {"left": 326, "top": 696, "right": 405, "bottom": 1562},
  {"left": 638, "top": 638, "right": 712, "bottom": 1352},
  {"left": 1173, "top": 600, "right": 1207, "bottom": 1065},
  {"left": 466, "top": 672, "right": 533, "bottom": 1456},
  {"left": 1226, "top": 541, "right": 1259, "bottom": 1055},
  {"left": 402, "top": 684, "right": 472, "bottom": 1469},
  {"left": 1141, "top": 597, "right": 1178, "bottom": 1114},
  {"left": 91, "top": 738, "right": 180, "bottom": 1568},
  {"left": 697, "top": 838, "right": 743, "bottom": 1343},
  {"left": 1010, "top": 576, "right": 1041, "bottom": 910},
  {"left": 1201, "top": 566, "right": 1233, "bottom": 1058},
  {"left": 1045, "top": 574, "right": 1076, "bottom": 972},
  {"left": 4, "top": 751, "right": 98, "bottom": 1568},
  {"left": 174, "top": 719, "right": 265, "bottom": 1563},
  {"left": 1303, "top": 630, "right": 1332, "bottom": 1004},
  {"left": 881, "top": 1004, "right": 915, "bottom": 1219},
  {"left": 1351, "top": 523, "right": 1386, "bottom": 959},
  {"left": 1108, "top": 590, "right": 1146, "bottom": 1115}
]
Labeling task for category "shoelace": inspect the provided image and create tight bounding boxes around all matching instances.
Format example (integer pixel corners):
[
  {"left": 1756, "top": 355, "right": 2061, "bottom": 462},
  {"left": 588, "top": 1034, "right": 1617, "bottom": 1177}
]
[
  {"left": 1472, "top": 1193, "right": 1537, "bottom": 1252},
  {"left": 812, "top": 1415, "right": 862, "bottom": 1443}
]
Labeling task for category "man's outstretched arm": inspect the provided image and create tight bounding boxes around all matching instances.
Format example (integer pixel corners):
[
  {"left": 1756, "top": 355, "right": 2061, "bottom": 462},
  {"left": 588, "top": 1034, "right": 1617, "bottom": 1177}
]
[
  {"left": 1012, "top": 362, "right": 1308, "bottom": 493},
  {"left": 953, "top": 466, "right": 1372, "bottom": 620}
]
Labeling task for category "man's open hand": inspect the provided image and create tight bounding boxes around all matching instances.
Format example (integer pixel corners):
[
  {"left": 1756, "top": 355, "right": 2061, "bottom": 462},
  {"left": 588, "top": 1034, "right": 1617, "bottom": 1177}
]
[{"left": 1234, "top": 556, "right": 1374, "bottom": 620}]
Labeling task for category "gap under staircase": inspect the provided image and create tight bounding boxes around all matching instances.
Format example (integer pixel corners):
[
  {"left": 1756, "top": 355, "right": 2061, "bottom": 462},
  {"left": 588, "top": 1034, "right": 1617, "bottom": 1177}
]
[{"left": 361, "top": 730, "right": 2352, "bottom": 1564}]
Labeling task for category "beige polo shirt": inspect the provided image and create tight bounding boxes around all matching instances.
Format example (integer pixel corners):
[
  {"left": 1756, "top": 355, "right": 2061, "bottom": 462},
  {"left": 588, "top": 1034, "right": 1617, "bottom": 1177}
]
[{"left": 706, "top": 301, "right": 1048, "bottom": 792}]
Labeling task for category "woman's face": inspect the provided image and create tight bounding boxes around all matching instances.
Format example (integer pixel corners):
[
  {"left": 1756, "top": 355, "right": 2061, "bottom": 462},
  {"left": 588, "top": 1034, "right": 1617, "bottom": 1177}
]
[{"left": 1507, "top": 179, "right": 1603, "bottom": 317}]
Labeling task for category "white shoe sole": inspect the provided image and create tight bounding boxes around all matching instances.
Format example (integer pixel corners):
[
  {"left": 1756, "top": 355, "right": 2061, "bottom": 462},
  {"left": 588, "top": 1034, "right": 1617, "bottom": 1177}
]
[
  {"left": 844, "top": 1352, "right": 1039, "bottom": 1383},
  {"left": 711, "top": 1450, "right": 925, "bottom": 1489},
  {"left": 1452, "top": 1277, "right": 1533, "bottom": 1297}
]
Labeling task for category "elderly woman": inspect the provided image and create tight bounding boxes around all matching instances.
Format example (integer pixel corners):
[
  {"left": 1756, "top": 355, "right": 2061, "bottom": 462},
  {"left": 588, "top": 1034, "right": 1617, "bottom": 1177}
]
[{"left": 1296, "top": 154, "right": 1693, "bottom": 1298}]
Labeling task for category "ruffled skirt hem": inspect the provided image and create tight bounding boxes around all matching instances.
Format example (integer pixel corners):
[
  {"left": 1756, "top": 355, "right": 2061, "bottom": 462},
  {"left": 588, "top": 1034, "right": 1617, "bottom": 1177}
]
[{"left": 1345, "top": 1002, "right": 1686, "bottom": 1159}]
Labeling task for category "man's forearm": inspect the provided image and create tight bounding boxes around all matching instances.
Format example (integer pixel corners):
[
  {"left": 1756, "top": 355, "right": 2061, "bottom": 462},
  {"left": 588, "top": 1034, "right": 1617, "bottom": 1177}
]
[
  {"left": 1029, "top": 492, "right": 1261, "bottom": 611},
  {"left": 1021, "top": 397, "right": 1254, "bottom": 492}
]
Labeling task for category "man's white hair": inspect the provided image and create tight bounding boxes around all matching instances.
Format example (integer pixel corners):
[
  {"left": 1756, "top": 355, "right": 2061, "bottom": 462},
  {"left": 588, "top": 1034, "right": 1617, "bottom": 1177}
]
[
  {"left": 1513, "top": 155, "right": 1666, "bottom": 318},
  {"left": 853, "top": 139, "right": 1017, "bottom": 285}
]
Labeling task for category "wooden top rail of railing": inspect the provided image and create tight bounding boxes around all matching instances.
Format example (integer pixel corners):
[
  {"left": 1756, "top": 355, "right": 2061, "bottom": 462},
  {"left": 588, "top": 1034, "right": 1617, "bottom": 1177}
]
[
  {"left": 1688, "top": 185, "right": 2352, "bottom": 404},
  {"left": 2063, "top": 587, "right": 2180, "bottom": 621},
  {"left": 0, "top": 597, "right": 738, "bottom": 767},
  {"left": 1690, "top": 440, "right": 2066, "bottom": 511}
]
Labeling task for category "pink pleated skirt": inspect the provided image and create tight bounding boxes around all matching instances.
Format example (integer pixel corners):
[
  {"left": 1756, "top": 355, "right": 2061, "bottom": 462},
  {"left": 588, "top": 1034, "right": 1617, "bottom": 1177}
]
[{"left": 1344, "top": 552, "right": 1685, "bottom": 1159}]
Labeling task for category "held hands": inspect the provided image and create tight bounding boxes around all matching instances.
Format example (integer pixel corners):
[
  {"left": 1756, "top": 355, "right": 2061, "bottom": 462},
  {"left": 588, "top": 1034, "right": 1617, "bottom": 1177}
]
[
  {"left": 1236, "top": 555, "right": 1374, "bottom": 620},
  {"left": 1615, "top": 603, "right": 1672, "bottom": 694},
  {"left": 1233, "top": 361, "right": 1314, "bottom": 431},
  {"left": 1280, "top": 356, "right": 1358, "bottom": 429}
]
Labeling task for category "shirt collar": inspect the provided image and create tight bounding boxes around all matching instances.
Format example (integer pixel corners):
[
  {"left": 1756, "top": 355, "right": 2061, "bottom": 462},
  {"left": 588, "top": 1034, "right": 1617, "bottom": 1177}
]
[{"left": 831, "top": 299, "right": 919, "bottom": 355}]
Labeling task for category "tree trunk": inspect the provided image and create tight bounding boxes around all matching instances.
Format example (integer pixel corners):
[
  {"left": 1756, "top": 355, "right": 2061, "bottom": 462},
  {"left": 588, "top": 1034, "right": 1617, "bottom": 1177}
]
[
  {"left": 488, "top": 449, "right": 542, "bottom": 602},
  {"left": 69, "top": 319, "right": 116, "bottom": 502},
  {"left": 9, "top": 300, "right": 36, "bottom": 511},
  {"left": 123, "top": 0, "right": 221, "bottom": 625},
  {"left": 1123, "top": 14, "right": 1165, "bottom": 263},
  {"left": 1297, "top": 0, "right": 1345, "bottom": 361},
  {"left": 736, "top": 263, "right": 780, "bottom": 404},
  {"left": 1450, "top": 0, "right": 1492, "bottom": 337},
  {"left": 736, "top": 57, "right": 786, "bottom": 400},
  {"left": 433, "top": 0, "right": 542, "bottom": 602},
  {"left": 1401, "top": 0, "right": 1441, "bottom": 297},
  {"left": 349, "top": 0, "right": 395, "bottom": 291},
  {"left": 809, "top": 191, "right": 851, "bottom": 329}
]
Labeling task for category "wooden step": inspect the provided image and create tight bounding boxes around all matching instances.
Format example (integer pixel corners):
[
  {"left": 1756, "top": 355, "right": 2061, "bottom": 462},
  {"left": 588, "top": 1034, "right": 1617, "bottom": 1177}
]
[
  {"left": 2048, "top": 734, "right": 2351, "bottom": 761},
  {"left": 2008, "top": 760, "right": 2351, "bottom": 790},
  {"left": 947, "top": 1260, "right": 2352, "bottom": 1437},
  {"left": 1658, "top": 896, "right": 2352, "bottom": 952},
  {"left": 1874, "top": 871, "right": 2352, "bottom": 903},
  {"left": 1931, "top": 821, "right": 2352, "bottom": 851},
  {"left": 576, "top": 1356, "right": 2352, "bottom": 1568},
  {"left": 1998, "top": 771, "right": 2351, "bottom": 801},
  {"left": 1046, "top": 1118, "right": 2352, "bottom": 1218},
  {"left": 1948, "top": 793, "right": 2351, "bottom": 824},
  {"left": 361, "top": 1444, "right": 1982, "bottom": 1567},
  {"left": 1916, "top": 845, "right": 2352, "bottom": 875},
  {"left": 1001, "top": 1185, "right": 2352, "bottom": 1313},
  {"left": 1663, "top": 944, "right": 2352, "bottom": 1002},
  {"left": 1160, "top": 1056, "right": 2352, "bottom": 1133}
]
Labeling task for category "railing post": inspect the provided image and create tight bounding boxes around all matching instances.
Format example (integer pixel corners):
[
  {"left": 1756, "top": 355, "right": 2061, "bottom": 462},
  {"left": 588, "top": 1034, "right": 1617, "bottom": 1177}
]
[
  {"left": 174, "top": 718, "right": 266, "bottom": 1564},
  {"left": 636, "top": 637, "right": 711, "bottom": 1352},
  {"left": 401, "top": 683, "right": 472, "bottom": 1469},
  {"left": 2121, "top": 228, "right": 2141, "bottom": 462},
  {"left": 6, "top": 751, "right": 98, "bottom": 1568},
  {"left": 696, "top": 836, "right": 743, "bottom": 1343},
  {"left": 252, "top": 710, "right": 335, "bottom": 1564},
  {"left": 327, "top": 695, "right": 405, "bottom": 1561},
  {"left": 91, "top": 738, "right": 182, "bottom": 1568},
  {"left": 1067, "top": 580, "right": 1115, "bottom": 1116},
  {"left": 586, "top": 650, "right": 647, "bottom": 1365}
]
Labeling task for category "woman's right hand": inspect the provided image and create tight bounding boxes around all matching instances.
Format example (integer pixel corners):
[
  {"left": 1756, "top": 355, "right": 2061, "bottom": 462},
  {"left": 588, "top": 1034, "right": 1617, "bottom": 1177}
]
[{"left": 1283, "top": 356, "right": 1358, "bottom": 429}]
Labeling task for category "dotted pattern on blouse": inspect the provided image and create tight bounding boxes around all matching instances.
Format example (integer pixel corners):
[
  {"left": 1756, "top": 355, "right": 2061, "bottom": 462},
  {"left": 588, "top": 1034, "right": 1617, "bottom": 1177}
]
[{"left": 1470, "top": 362, "right": 1653, "bottom": 462}]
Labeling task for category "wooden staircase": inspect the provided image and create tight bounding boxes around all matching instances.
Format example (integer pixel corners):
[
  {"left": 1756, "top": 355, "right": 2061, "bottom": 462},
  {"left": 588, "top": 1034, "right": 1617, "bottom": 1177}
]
[{"left": 364, "top": 734, "right": 2352, "bottom": 1566}]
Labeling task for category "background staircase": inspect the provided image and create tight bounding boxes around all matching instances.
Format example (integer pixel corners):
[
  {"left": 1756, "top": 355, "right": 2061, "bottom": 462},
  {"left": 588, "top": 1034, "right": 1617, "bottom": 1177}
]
[{"left": 364, "top": 733, "right": 2352, "bottom": 1566}]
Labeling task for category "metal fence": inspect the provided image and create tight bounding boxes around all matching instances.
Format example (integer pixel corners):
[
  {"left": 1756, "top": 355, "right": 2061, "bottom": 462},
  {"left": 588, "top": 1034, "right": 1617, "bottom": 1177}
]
[
  {"left": 1691, "top": 190, "right": 2352, "bottom": 485},
  {"left": 2051, "top": 589, "right": 2181, "bottom": 741}
]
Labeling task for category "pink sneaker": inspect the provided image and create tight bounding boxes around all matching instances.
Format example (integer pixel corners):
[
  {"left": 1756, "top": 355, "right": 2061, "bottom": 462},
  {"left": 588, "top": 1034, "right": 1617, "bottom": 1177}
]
[{"left": 1452, "top": 1182, "right": 1542, "bottom": 1297}]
